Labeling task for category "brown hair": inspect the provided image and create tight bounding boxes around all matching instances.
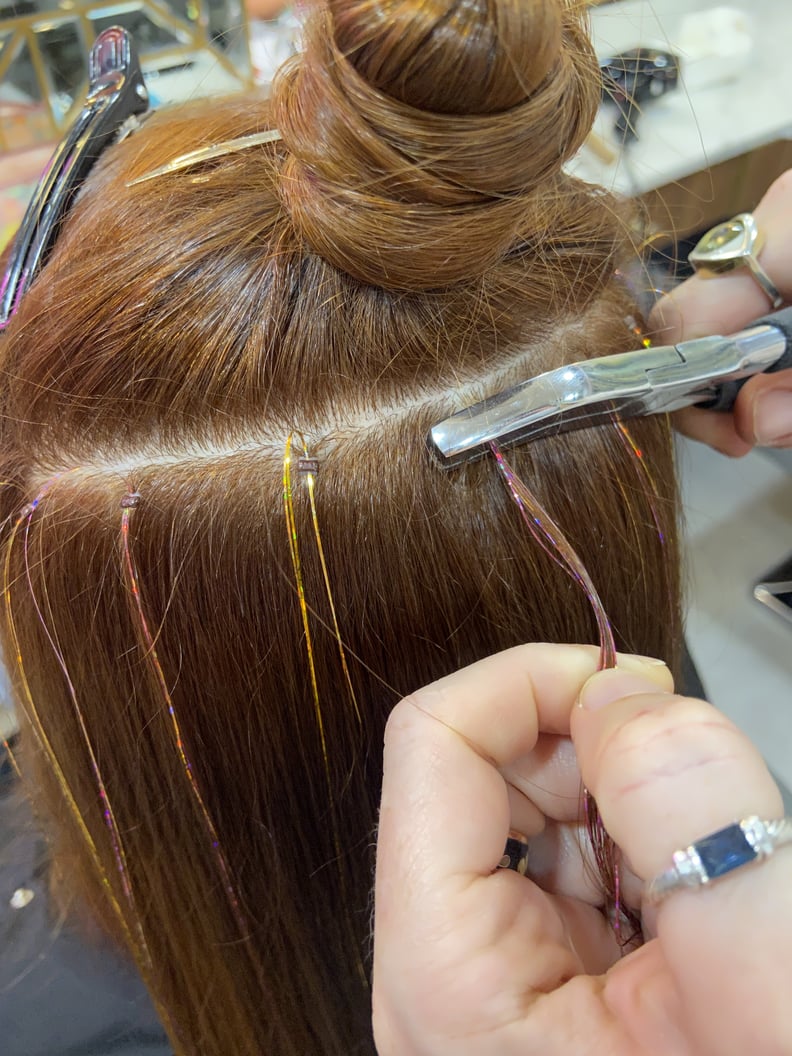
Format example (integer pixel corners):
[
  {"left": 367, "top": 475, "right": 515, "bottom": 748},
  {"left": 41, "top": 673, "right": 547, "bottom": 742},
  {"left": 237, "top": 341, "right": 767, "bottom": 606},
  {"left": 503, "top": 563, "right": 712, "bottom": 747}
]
[{"left": 0, "top": 1, "right": 680, "bottom": 1053}]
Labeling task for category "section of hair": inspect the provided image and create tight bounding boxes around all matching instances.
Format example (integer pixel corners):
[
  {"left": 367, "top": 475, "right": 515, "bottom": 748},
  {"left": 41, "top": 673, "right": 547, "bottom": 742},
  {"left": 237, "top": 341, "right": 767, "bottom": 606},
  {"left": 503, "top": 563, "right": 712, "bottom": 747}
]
[{"left": 0, "top": 1, "right": 681, "bottom": 1054}]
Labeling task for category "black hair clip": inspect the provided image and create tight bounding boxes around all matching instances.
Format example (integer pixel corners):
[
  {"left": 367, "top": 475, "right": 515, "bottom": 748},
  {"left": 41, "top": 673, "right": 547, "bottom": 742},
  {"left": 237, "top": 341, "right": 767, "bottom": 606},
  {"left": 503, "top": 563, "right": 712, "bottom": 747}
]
[{"left": 0, "top": 27, "right": 149, "bottom": 330}]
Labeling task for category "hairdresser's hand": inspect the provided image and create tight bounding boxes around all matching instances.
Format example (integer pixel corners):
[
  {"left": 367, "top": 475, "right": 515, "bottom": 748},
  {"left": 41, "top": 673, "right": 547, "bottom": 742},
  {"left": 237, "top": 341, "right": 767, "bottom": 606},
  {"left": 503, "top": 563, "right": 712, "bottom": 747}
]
[
  {"left": 373, "top": 644, "right": 791, "bottom": 1056},
  {"left": 650, "top": 170, "right": 792, "bottom": 455}
]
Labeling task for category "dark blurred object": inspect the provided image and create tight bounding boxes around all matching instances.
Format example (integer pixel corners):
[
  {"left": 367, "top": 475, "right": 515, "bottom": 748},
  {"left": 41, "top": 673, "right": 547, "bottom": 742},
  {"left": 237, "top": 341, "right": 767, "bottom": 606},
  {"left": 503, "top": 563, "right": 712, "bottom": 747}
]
[
  {"left": 0, "top": 735, "right": 18, "bottom": 791},
  {"left": 754, "top": 554, "right": 792, "bottom": 628},
  {"left": 601, "top": 48, "right": 680, "bottom": 142}
]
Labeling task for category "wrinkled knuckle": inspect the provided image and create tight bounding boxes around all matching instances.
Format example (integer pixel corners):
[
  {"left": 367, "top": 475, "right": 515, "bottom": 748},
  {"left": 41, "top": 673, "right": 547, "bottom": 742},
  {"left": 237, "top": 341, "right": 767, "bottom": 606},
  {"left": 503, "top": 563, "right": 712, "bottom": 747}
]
[{"left": 600, "top": 696, "right": 736, "bottom": 796}]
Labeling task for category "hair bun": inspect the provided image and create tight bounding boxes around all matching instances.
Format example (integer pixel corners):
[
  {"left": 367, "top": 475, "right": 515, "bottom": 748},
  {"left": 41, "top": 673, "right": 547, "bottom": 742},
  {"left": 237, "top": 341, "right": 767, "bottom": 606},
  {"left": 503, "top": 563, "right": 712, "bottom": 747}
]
[
  {"left": 271, "top": 0, "right": 600, "bottom": 290},
  {"left": 330, "top": 0, "right": 563, "bottom": 114}
]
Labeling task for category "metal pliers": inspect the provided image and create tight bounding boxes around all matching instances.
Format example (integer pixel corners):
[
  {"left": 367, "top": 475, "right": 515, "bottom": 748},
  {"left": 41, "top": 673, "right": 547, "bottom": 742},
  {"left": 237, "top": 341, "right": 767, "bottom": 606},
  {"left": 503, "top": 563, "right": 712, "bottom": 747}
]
[{"left": 430, "top": 306, "right": 792, "bottom": 467}]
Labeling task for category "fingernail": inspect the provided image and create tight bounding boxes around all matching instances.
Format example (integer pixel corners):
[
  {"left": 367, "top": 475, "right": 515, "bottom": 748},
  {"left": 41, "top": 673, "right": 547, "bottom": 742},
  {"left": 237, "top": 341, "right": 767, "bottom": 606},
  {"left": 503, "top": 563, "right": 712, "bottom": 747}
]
[
  {"left": 754, "top": 389, "right": 792, "bottom": 446},
  {"left": 578, "top": 669, "right": 670, "bottom": 711}
]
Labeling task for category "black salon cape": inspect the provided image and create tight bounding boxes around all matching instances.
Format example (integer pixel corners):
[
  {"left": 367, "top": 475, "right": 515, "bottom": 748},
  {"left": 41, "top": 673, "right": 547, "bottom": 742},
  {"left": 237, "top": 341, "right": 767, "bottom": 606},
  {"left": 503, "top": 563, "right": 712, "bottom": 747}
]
[{"left": 0, "top": 748, "right": 172, "bottom": 1056}]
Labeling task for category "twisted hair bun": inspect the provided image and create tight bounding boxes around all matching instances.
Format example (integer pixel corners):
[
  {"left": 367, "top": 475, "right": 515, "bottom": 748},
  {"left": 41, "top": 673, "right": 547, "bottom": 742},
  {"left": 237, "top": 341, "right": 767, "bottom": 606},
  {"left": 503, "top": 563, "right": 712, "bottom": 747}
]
[{"left": 271, "top": 0, "right": 601, "bottom": 290}]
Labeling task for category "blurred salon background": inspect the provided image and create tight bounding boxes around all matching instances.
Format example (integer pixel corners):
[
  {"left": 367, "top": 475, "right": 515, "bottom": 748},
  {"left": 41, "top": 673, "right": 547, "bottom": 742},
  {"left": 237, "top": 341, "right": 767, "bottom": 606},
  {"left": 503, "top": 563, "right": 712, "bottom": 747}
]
[{"left": 1, "top": 0, "right": 791, "bottom": 790}]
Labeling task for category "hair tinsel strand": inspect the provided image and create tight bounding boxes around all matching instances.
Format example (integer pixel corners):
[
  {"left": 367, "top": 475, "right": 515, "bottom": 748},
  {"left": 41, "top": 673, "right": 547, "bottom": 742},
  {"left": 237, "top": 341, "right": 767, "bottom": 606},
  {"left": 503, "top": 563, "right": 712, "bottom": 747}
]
[{"left": 120, "top": 497, "right": 250, "bottom": 940}]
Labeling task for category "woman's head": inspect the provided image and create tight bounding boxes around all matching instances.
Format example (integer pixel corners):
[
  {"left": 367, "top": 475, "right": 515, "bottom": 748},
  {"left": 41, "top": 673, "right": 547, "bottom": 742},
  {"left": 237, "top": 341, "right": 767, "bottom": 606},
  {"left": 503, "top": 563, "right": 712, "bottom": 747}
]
[{"left": 0, "top": 2, "right": 680, "bottom": 1053}]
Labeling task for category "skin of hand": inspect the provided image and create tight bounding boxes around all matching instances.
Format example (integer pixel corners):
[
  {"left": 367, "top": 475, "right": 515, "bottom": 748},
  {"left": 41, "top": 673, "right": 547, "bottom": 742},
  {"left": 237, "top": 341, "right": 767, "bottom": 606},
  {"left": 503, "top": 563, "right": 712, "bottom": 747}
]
[
  {"left": 373, "top": 644, "right": 791, "bottom": 1056},
  {"left": 649, "top": 169, "right": 792, "bottom": 455},
  {"left": 245, "top": 0, "right": 290, "bottom": 19}
]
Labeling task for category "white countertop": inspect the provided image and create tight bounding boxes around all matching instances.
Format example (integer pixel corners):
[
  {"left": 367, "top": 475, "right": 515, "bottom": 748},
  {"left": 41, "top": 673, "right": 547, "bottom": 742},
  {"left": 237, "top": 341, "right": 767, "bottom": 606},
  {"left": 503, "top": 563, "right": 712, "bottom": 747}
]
[
  {"left": 679, "top": 438, "right": 792, "bottom": 795},
  {"left": 569, "top": 0, "right": 792, "bottom": 195}
]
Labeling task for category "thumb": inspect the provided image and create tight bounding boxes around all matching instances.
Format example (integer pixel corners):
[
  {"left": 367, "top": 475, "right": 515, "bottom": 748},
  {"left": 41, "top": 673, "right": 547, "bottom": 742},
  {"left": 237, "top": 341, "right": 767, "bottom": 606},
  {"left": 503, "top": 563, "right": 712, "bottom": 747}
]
[{"left": 570, "top": 668, "right": 782, "bottom": 884}]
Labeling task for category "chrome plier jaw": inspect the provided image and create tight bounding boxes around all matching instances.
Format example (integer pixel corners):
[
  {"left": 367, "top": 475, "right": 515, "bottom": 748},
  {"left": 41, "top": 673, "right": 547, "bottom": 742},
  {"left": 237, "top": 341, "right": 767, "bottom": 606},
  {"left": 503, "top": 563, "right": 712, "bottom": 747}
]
[
  {"left": 0, "top": 27, "right": 149, "bottom": 330},
  {"left": 429, "top": 309, "right": 792, "bottom": 467}
]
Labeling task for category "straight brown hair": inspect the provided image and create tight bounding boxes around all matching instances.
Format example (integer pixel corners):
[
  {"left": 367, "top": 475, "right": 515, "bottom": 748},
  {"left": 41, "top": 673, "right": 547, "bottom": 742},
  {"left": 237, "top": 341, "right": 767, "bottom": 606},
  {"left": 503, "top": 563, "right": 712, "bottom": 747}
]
[{"left": 0, "top": 1, "right": 681, "bottom": 1052}]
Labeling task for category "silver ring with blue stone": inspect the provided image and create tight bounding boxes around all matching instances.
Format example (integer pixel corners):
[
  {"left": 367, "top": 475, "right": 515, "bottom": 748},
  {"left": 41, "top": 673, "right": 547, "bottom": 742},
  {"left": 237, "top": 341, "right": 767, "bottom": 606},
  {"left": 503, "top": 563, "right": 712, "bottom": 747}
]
[{"left": 644, "top": 816, "right": 792, "bottom": 905}]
